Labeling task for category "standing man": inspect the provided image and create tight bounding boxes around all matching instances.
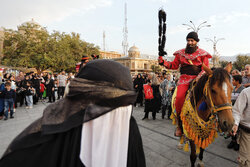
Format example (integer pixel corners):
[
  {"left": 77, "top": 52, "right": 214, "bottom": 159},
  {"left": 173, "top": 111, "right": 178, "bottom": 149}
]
[
  {"left": 15, "top": 71, "right": 25, "bottom": 107},
  {"left": 160, "top": 73, "right": 175, "bottom": 119},
  {"left": 57, "top": 71, "right": 67, "bottom": 100},
  {"left": 242, "top": 64, "right": 250, "bottom": 88},
  {"left": 158, "top": 31, "right": 212, "bottom": 136},
  {"left": 232, "top": 87, "right": 250, "bottom": 166}
]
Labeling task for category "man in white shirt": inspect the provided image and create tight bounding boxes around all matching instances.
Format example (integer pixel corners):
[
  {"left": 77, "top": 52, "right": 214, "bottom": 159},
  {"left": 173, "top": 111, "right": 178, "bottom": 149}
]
[
  {"left": 57, "top": 71, "right": 67, "bottom": 100},
  {"left": 242, "top": 64, "right": 250, "bottom": 88},
  {"left": 232, "top": 87, "right": 250, "bottom": 166}
]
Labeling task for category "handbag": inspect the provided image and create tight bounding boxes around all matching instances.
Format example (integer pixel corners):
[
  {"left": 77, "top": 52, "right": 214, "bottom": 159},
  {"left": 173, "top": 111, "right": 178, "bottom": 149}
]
[{"left": 143, "top": 84, "right": 154, "bottom": 99}]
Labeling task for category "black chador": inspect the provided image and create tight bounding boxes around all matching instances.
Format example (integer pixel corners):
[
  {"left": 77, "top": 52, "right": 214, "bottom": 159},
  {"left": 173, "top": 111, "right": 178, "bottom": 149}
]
[{"left": 0, "top": 60, "right": 146, "bottom": 167}]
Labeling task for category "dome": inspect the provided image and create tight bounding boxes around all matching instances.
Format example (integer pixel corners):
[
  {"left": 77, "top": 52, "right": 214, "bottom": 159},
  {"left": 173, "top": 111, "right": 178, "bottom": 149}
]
[
  {"left": 128, "top": 45, "right": 140, "bottom": 58},
  {"left": 128, "top": 45, "right": 140, "bottom": 52},
  {"left": 20, "top": 18, "right": 41, "bottom": 28},
  {"left": 18, "top": 19, "right": 42, "bottom": 31}
]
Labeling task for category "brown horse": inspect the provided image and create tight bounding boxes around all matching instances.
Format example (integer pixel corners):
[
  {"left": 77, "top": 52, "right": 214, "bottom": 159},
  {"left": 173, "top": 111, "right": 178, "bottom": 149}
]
[{"left": 179, "top": 63, "right": 234, "bottom": 167}]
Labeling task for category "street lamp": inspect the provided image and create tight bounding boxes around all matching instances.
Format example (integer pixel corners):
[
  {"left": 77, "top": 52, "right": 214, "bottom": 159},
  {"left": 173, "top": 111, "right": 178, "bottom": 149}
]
[
  {"left": 182, "top": 21, "right": 211, "bottom": 33},
  {"left": 206, "top": 36, "right": 225, "bottom": 67}
]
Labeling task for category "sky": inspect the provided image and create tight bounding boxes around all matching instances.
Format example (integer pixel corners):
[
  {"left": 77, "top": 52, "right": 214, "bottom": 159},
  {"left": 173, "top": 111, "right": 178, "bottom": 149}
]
[{"left": 1, "top": 0, "right": 250, "bottom": 58}]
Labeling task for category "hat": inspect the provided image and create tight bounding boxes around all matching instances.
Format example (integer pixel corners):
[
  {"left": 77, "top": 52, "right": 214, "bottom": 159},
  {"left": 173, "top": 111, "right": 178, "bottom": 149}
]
[
  {"left": 81, "top": 55, "right": 89, "bottom": 63},
  {"left": 186, "top": 31, "right": 199, "bottom": 42}
]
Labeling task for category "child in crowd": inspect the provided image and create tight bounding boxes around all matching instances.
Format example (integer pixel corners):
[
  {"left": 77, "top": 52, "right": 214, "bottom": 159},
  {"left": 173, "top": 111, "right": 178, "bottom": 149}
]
[
  {"left": 39, "top": 80, "right": 45, "bottom": 100},
  {"left": 25, "top": 81, "right": 35, "bottom": 109},
  {"left": 1, "top": 82, "right": 16, "bottom": 120}
]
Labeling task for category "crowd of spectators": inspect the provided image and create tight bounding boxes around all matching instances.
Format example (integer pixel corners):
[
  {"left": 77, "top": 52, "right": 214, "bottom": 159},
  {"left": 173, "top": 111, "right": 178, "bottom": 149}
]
[
  {"left": 0, "top": 70, "right": 75, "bottom": 120},
  {"left": 226, "top": 64, "right": 250, "bottom": 152},
  {"left": 133, "top": 71, "right": 178, "bottom": 120}
]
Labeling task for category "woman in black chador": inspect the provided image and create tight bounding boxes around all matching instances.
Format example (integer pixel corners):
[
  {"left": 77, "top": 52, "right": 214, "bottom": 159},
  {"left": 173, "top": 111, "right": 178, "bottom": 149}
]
[
  {"left": 133, "top": 74, "right": 144, "bottom": 107},
  {"left": 0, "top": 60, "right": 146, "bottom": 167},
  {"left": 142, "top": 73, "right": 161, "bottom": 120}
]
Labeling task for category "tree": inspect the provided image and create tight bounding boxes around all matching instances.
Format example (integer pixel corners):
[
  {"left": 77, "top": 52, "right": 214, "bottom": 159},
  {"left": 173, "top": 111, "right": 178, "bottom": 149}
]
[
  {"left": 151, "top": 65, "right": 161, "bottom": 73},
  {"left": 2, "top": 23, "right": 51, "bottom": 69},
  {"left": 1, "top": 23, "right": 100, "bottom": 72},
  {"left": 219, "top": 60, "right": 229, "bottom": 68},
  {"left": 233, "top": 54, "right": 250, "bottom": 71}
]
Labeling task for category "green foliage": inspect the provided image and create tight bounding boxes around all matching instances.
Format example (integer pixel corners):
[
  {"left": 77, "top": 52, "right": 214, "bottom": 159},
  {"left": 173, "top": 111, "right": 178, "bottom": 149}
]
[
  {"left": 1, "top": 23, "right": 100, "bottom": 72},
  {"left": 233, "top": 54, "right": 250, "bottom": 71},
  {"left": 219, "top": 60, "right": 229, "bottom": 68},
  {"left": 151, "top": 64, "right": 161, "bottom": 73}
]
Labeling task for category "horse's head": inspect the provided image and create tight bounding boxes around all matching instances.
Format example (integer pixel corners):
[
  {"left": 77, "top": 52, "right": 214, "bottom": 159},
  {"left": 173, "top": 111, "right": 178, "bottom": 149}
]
[{"left": 202, "top": 63, "right": 234, "bottom": 132}]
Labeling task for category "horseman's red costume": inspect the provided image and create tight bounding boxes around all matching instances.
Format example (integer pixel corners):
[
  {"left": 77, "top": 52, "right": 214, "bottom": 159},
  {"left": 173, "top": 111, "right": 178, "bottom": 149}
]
[{"left": 159, "top": 31, "right": 212, "bottom": 136}]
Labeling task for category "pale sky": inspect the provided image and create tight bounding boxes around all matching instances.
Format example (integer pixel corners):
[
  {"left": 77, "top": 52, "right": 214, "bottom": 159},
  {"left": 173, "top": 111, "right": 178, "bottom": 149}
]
[{"left": 1, "top": 0, "right": 250, "bottom": 58}]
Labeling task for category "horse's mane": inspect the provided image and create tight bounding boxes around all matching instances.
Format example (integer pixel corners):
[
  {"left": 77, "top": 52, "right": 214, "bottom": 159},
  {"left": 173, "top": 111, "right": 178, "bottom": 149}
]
[{"left": 192, "top": 68, "right": 231, "bottom": 103}]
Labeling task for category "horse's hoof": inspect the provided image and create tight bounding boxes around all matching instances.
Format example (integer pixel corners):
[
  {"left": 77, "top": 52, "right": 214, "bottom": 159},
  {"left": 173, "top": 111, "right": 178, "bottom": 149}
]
[
  {"left": 197, "top": 160, "right": 204, "bottom": 167},
  {"left": 177, "top": 143, "right": 183, "bottom": 150}
]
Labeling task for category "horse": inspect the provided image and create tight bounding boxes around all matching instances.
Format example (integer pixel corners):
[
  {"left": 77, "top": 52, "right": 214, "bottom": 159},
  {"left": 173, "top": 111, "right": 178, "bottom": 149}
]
[{"left": 171, "top": 63, "right": 234, "bottom": 167}]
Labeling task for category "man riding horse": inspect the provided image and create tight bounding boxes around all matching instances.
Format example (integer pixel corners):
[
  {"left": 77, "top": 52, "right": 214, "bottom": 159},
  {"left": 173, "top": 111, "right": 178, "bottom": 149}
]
[{"left": 158, "top": 31, "right": 212, "bottom": 136}]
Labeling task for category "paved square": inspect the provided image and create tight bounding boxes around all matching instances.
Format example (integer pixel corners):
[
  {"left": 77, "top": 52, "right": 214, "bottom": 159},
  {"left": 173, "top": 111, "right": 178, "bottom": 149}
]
[{"left": 0, "top": 102, "right": 238, "bottom": 166}]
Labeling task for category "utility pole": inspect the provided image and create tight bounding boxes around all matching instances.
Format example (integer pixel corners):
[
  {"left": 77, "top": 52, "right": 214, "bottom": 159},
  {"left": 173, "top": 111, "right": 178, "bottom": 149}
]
[
  {"left": 103, "top": 31, "right": 106, "bottom": 59},
  {"left": 122, "top": 3, "right": 128, "bottom": 57},
  {"left": 206, "top": 36, "right": 225, "bottom": 67},
  {"left": 103, "top": 31, "right": 106, "bottom": 51}
]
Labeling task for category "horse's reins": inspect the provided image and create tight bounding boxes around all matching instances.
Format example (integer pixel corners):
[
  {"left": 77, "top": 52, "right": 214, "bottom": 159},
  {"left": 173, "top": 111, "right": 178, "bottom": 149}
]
[{"left": 203, "top": 74, "right": 232, "bottom": 114}]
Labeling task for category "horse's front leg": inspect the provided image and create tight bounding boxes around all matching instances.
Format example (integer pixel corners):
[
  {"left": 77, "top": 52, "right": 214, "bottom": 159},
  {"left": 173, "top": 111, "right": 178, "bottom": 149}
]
[
  {"left": 189, "top": 140, "right": 197, "bottom": 167},
  {"left": 197, "top": 148, "right": 205, "bottom": 167}
]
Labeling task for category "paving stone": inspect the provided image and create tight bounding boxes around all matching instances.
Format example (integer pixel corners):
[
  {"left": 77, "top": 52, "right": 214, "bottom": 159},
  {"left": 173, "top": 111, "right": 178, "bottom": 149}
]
[
  {"left": 139, "top": 126, "right": 154, "bottom": 136},
  {"left": 144, "top": 147, "right": 173, "bottom": 167},
  {"left": 205, "top": 156, "right": 237, "bottom": 167},
  {"left": 143, "top": 137, "right": 172, "bottom": 155}
]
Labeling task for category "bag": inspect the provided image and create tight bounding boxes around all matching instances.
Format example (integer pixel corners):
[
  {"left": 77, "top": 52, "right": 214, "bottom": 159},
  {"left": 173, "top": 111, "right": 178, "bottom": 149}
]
[
  {"left": 143, "top": 84, "right": 154, "bottom": 99},
  {"left": 16, "top": 88, "right": 23, "bottom": 94},
  {"left": 42, "top": 90, "right": 46, "bottom": 98}
]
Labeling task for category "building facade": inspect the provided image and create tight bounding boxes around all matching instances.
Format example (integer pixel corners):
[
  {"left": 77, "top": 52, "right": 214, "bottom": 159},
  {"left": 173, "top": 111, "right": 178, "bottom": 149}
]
[
  {"left": 113, "top": 45, "right": 161, "bottom": 75},
  {"left": 99, "top": 51, "right": 123, "bottom": 59}
]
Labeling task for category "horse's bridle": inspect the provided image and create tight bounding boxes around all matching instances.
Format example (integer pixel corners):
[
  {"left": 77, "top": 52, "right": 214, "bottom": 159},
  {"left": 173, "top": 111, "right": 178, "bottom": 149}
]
[{"left": 203, "top": 74, "right": 232, "bottom": 114}]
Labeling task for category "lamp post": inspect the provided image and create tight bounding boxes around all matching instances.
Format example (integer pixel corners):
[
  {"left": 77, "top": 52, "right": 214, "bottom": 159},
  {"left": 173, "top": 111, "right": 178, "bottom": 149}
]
[
  {"left": 206, "top": 36, "right": 225, "bottom": 67},
  {"left": 182, "top": 21, "right": 211, "bottom": 33}
]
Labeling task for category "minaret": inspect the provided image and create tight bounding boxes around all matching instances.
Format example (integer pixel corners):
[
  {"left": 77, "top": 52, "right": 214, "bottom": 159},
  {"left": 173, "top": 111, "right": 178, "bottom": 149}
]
[{"left": 122, "top": 3, "right": 128, "bottom": 57}]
